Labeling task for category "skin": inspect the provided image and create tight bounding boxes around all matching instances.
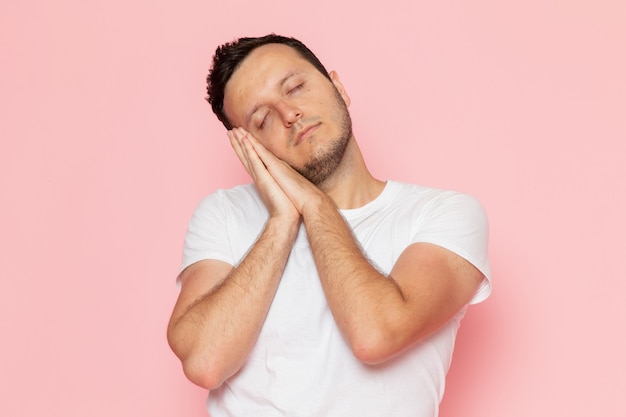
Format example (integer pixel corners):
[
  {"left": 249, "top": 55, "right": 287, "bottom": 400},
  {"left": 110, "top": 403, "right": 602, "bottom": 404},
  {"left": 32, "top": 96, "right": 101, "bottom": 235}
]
[{"left": 167, "top": 44, "right": 484, "bottom": 390}]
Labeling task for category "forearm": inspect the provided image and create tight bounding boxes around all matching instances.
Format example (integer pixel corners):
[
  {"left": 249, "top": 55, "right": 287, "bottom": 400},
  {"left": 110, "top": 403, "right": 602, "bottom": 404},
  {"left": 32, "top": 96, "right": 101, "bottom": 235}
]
[
  {"left": 301, "top": 195, "right": 409, "bottom": 361},
  {"left": 168, "top": 217, "right": 299, "bottom": 389}
]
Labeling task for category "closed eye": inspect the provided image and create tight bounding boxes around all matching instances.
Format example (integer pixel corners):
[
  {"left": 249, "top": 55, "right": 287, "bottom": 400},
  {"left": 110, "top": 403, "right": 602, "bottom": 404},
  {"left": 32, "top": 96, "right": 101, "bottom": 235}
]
[
  {"left": 288, "top": 83, "right": 304, "bottom": 95},
  {"left": 258, "top": 112, "right": 269, "bottom": 129}
]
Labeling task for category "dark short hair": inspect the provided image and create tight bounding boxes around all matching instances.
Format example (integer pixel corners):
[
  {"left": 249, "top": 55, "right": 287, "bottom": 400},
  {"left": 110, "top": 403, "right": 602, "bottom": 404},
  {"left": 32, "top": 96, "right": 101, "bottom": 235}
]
[{"left": 206, "top": 34, "right": 331, "bottom": 129}]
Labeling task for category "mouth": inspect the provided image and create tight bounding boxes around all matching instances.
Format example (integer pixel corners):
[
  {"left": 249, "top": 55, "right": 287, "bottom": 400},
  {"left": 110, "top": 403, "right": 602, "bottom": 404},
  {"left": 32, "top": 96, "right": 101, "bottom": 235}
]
[{"left": 294, "top": 123, "right": 321, "bottom": 146}]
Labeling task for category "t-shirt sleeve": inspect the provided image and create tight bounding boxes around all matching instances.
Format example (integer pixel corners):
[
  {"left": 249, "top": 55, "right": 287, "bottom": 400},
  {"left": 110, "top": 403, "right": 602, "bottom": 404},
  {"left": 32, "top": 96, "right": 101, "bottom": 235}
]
[
  {"left": 180, "top": 191, "right": 235, "bottom": 274},
  {"left": 412, "top": 192, "right": 492, "bottom": 304}
]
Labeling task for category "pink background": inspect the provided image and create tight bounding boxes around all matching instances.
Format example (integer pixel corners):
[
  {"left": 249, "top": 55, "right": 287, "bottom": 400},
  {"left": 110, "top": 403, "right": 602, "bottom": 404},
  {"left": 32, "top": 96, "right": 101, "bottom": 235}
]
[{"left": 2, "top": 1, "right": 624, "bottom": 416}]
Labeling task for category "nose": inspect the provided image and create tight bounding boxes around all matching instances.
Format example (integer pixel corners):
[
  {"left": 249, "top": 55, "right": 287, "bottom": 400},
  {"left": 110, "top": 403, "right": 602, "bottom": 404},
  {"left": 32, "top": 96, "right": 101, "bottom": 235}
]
[{"left": 276, "top": 101, "right": 302, "bottom": 127}]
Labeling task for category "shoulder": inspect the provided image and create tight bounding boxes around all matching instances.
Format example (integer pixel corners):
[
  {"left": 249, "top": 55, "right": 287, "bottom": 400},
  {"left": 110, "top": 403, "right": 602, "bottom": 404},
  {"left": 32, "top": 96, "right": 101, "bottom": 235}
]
[
  {"left": 187, "top": 184, "right": 268, "bottom": 233},
  {"left": 387, "top": 181, "right": 486, "bottom": 219},
  {"left": 386, "top": 182, "right": 492, "bottom": 301},
  {"left": 195, "top": 183, "right": 264, "bottom": 214}
]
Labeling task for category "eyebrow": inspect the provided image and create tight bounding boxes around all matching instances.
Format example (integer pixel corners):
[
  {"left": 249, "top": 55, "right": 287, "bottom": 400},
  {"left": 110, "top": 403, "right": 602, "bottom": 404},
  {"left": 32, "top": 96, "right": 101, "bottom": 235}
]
[{"left": 244, "top": 71, "right": 301, "bottom": 127}]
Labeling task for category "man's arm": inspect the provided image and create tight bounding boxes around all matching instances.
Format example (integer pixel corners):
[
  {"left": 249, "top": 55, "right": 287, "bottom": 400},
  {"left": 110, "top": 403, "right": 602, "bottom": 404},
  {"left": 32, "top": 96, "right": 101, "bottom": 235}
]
[
  {"left": 301, "top": 195, "right": 484, "bottom": 363},
  {"left": 167, "top": 216, "right": 299, "bottom": 390},
  {"left": 167, "top": 130, "right": 301, "bottom": 390},
  {"left": 236, "top": 129, "right": 484, "bottom": 364}
]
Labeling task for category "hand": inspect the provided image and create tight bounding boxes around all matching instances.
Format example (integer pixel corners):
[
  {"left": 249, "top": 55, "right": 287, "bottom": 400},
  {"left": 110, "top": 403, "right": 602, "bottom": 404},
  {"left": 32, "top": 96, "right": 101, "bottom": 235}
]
[
  {"left": 230, "top": 128, "right": 326, "bottom": 215},
  {"left": 228, "top": 128, "right": 300, "bottom": 223}
]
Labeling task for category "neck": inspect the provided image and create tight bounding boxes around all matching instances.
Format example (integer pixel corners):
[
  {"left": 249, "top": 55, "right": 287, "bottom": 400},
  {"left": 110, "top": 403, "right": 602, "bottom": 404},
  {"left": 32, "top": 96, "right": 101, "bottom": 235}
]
[{"left": 319, "top": 137, "right": 386, "bottom": 209}]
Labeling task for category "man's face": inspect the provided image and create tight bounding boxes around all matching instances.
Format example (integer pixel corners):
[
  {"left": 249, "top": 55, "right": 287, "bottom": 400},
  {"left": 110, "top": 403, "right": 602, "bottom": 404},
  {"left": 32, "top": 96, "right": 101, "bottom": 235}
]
[{"left": 223, "top": 43, "right": 353, "bottom": 185}]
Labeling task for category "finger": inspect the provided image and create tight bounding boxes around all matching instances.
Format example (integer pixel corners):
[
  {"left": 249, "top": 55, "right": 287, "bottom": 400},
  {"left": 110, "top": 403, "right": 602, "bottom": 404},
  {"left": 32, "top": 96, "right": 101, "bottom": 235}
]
[
  {"left": 236, "top": 129, "right": 295, "bottom": 186},
  {"left": 237, "top": 130, "right": 316, "bottom": 213},
  {"left": 228, "top": 129, "right": 252, "bottom": 175},
  {"left": 238, "top": 129, "right": 283, "bottom": 171},
  {"left": 240, "top": 131, "right": 269, "bottom": 176},
  {"left": 230, "top": 128, "right": 267, "bottom": 182},
  {"left": 243, "top": 131, "right": 300, "bottom": 182}
]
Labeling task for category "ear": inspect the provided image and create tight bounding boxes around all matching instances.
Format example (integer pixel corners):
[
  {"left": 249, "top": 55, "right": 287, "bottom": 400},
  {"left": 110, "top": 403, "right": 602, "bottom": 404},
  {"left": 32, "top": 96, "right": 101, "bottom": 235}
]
[{"left": 329, "top": 70, "right": 351, "bottom": 107}]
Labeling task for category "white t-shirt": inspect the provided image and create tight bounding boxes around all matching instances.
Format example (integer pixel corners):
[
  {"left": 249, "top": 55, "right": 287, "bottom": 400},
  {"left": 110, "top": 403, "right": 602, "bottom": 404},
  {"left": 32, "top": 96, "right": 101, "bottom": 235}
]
[{"left": 181, "top": 181, "right": 491, "bottom": 417}]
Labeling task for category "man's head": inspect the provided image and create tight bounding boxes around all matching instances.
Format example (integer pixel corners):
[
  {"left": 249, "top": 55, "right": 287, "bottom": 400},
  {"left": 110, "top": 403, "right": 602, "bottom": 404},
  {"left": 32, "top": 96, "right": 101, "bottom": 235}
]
[
  {"left": 206, "top": 34, "right": 332, "bottom": 130},
  {"left": 206, "top": 34, "right": 354, "bottom": 186}
]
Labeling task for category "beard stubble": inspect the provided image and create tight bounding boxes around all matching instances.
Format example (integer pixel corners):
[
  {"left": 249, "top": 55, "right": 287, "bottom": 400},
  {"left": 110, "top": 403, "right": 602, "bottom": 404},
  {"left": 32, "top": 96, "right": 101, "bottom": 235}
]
[{"left": 294, "top": 88, "right": 353, "bottom": 186}]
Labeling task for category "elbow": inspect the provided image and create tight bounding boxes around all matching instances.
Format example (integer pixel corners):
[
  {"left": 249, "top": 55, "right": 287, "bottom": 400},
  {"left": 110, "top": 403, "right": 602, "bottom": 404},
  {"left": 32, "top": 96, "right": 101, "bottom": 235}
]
[
  {"left": 348, "top": 323, "right": 429, "bottom": 365},
  {"left": 351, "top": 343, "right": 394, "bottom": 365},
  {"left": 180, "top": 354, "right": 227, "bottom": 391},
  {"left": 167, "top": 328, "right": 228, "bottom": 391},
  {"left": 348, "top": 329, "right": 401, "bottom": 365}
]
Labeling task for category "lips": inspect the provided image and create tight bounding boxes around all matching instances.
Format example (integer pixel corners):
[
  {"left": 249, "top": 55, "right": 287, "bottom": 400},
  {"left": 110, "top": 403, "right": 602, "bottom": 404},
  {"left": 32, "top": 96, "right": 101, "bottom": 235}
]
[{"left": 294, "top": 123, "right": 320, "bottom": 146}]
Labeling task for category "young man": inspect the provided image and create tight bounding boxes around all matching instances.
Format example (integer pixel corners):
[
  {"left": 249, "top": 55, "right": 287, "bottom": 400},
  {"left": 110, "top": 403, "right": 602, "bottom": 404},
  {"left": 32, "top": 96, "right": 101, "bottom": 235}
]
[{"left": 168, "top": 34, "right": 491, "bottom": 416}]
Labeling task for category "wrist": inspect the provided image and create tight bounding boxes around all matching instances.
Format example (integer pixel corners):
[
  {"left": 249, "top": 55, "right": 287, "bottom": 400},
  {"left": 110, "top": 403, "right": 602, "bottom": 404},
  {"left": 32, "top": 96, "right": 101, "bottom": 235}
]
[
  {"left": 301, "top": 191, "right": 335, "bottom": 219},
  {"left": 265, "top": 215, "right": 301, "bottom": 241}
]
